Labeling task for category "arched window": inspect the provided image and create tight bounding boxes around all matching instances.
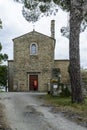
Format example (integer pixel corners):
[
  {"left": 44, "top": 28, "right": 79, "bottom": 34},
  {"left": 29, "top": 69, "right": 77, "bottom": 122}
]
[{"left": 30, "top": 43, "right": 38, "bottom": 55}]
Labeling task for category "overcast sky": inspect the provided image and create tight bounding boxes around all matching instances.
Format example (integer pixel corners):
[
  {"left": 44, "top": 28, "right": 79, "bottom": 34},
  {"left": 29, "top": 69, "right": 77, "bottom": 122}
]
[{"left": 0, "top": 0, "right": 87, "bottom": 68}]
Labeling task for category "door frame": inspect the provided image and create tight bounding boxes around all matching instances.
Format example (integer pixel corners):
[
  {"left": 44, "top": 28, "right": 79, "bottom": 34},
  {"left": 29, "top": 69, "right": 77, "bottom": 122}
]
[{"left": 29, "top": 74, "right": 38, "bottom": 91}]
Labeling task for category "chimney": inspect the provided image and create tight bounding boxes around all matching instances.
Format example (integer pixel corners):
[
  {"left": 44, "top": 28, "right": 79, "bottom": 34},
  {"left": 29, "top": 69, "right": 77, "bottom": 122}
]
[{"left": 51, "top": 20, "right": 55, "bottom": 38}]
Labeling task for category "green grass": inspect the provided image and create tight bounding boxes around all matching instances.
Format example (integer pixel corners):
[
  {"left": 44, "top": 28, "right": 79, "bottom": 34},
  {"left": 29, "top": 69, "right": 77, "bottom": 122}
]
[
  {"left": 39, "top": 95, "right": 87, "bottom": 124},
  {"left": 44, "top": 95, "right": 71, "bottom": 106},
  {"left": 43, "top": 95, "right": 87, "bottom": 114}
]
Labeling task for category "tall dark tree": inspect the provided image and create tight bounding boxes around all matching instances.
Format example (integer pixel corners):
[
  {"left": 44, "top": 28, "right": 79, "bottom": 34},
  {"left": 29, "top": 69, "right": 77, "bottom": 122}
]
[
  {"left": 14, "top": 0, "right": 87, "bottom": 103},
  {"left": 70, "top": 0, "right": 83, "bottom": 103}
]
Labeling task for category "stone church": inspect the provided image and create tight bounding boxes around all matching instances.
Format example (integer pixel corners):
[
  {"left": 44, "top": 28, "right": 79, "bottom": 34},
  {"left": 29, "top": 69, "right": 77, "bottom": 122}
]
[{"left": 8, "top": 20, "right": 69, "bottom": 92}]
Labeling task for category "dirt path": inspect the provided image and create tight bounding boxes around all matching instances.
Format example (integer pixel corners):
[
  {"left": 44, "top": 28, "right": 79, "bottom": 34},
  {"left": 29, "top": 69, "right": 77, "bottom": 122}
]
[{"left": 0, "top": 92, "right": 86, "bottom": 130}]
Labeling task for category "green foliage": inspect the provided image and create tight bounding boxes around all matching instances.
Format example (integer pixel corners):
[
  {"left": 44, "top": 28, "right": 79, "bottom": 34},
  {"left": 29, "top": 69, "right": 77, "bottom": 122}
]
[
  {"left": 24, "top": 1, "right": 31, "bottom": 9},
  {"left": 81, "top": 69, "right": 87, "bottom": 84},
  {"left": 0, "top": 43, "right": 8, "bottom": 63},
  {"left": 53, "top": 0, "right": 70, "bottom": 11},
  {"left": 24, "top": 0, "right": 38, "bottom": 9},
  {"left": 34, "top": 0, "right": 71, "bottom": 12},
  {"left": 0, "top": 21, "right": 8, "bottom": 63},
  {"left": 39, "top": 4, "right": 50, "bottom": 13},
  {"left": 52, "top": 68, "right": 60, "bottom": 78},
  {"left": 0, "top": 43, "right": 2, "bottom": 51},
  {"left": 15, "top": 0, "right": 87, "bottom": 35},
  {"left": 0, "top": 65, "right": 8, "bottom": 86},
  {"left": 44, "top": 94, "right": 71, "bottom": 106},
  {"left": 44, "top": 95, "right": 87, "bottom": 112},
  {"left": 15, "top": 0, "right": 87, "bottom": 26},
  {"left": 35, "top": 0, "right": 70, "bottom": 11},
  {"left": 60, "top": 86, "right": 71, "bottom": 97},
  {"left": 3, "top": 54, "right": 8, "bottom": 61},
  {"left": 84, "top": 13, "right": 87, "bottom": 22},
  {"left": 15, "top": 0, "right": 87, "bottom": 14},
  {"left": 39, "top": 0, "right": 51, "bottom": 2},
  {"left": 0, "top": 19, "right": 2, "bottom": 29}
]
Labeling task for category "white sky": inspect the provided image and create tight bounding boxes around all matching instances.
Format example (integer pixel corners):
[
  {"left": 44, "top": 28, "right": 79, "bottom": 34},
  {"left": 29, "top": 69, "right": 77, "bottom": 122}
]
[{"left": 0, "top": 0, "right": 87, "bottom": 68}]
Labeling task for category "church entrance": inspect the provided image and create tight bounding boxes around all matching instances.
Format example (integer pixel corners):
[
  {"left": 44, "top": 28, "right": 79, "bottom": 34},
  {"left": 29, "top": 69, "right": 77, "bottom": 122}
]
[{"left": 29, "top": 75, "right": 38, "bottom": 91}]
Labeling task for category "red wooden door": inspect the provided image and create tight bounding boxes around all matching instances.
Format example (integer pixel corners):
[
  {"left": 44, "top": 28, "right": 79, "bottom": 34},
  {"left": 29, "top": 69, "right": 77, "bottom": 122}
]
[{"left": 29, "top": 75, "right": 38, "bottom": 91}]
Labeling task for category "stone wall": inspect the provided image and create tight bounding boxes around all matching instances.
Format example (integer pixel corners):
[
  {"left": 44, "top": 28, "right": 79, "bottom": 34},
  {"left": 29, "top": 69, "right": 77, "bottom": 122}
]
[
  {"left": 54, "top": 60, "right": 70, "bottom": 83},
  {"left": 8, "top": 29, "right": 70, "bottom": 92},
  {"left": 8, "top": 60, "right": 14, "bottom": 91},
  {"left": 13, "top": 31, "right": 55, "bottom": 91}
]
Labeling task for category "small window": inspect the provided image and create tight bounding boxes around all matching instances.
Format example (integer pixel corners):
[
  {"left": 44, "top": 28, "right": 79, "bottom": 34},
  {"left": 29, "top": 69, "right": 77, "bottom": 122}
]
[{"left": 30, "top": 43, "right": 38, "bottom": 55}]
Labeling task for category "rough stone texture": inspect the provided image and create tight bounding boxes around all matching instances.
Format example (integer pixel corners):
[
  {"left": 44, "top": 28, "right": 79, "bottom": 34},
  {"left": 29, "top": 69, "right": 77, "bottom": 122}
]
[
  {"left": 51, "top": 20, "right": 55, "bottom": 39},
  {"left": 8, "top": 60, "right": 14, "bottom": 92},
  {"left": 54, "top": 60, "right": 70, "bottom": 83},
  {"left": 8, "top": 28, "right": 70, "bottom": 92},
  {"left": 11, "top": 31, "right": 55, "bottom": 92}
]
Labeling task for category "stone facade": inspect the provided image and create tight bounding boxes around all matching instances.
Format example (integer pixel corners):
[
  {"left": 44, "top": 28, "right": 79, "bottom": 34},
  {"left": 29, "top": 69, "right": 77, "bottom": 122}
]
[
  {"left": 8, "top": 60, "right": 14, "bottom": 91},
  {"left": 10, "top": 31, "right": 55, "bottom": 91},
  {"left": 8, "top": 20, "right": 70, "bottom": 92},
  {"left": 54, "top": 60, "right": 70, "bottom": 83}
]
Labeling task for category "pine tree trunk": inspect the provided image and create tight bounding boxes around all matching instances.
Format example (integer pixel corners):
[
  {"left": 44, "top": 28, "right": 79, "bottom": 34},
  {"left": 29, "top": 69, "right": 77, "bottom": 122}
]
[{"left": 69, "top": 1, "right": 84, "bottom": 103}]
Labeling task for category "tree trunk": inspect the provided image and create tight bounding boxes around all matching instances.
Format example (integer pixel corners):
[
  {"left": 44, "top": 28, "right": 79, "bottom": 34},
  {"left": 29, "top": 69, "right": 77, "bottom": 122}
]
[{"left": 69, "top": 1, "right": 84, "bottom": 103}]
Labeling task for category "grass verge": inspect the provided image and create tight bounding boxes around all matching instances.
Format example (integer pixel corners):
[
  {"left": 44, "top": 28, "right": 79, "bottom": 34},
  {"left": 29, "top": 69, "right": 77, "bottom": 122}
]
[
  {"left": 43, "top": 95, "right": 87, "bottom": 113},
  {"left": 40, "top": 94, "right": 87, "bottom": 127}
]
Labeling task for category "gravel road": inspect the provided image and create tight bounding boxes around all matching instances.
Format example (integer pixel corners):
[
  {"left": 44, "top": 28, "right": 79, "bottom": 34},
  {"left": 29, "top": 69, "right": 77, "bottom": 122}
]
[{"left": 0, "top": 92, "right": 86, "bottom": 130}]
